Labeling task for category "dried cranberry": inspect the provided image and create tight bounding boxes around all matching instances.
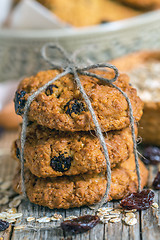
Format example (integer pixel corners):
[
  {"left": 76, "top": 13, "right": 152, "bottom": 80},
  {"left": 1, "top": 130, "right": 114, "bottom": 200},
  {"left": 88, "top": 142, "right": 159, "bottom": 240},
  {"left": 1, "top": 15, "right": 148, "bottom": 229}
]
[
  {"left": 0, "top": 220, "right": 9, "bottom": 231},
  {"left": 143, "top": 146, "right": 160, "bottom": 165},
  {"left": 45, "top": 84, "right": 58, "bottom": 96},
  {"left": 50, "top": 154, "right": 72, "bottom": 172},
  {"left": 152, "top": 171, "right": 160, "bottom": 190},
  {"left": 120, "top": 190, "right": 155, "bottom": 210},
  {"left": 64, "top": 99, "right": 86, "bottom": 116},
  {"left": 61, "top": 215, "right": 100, "bottom": 234},
  {"left": 14, "top": 90, "right": 26, "bottom": 115}
]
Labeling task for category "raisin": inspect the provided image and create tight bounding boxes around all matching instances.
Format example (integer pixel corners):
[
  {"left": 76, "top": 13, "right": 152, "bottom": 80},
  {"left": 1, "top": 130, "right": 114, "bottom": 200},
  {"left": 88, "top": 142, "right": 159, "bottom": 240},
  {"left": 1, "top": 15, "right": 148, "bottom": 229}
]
[
  {"left": 14, "top": 90, "right": 26, "bottom": 115},
  {"left": 143, "top": 146, "right": 160, "bottom": 165},
  {"left": 16, "top": 147, "right": 20, "bottom": 160},
  {"left": 0, "top": 219, "right": 9, "bottom": 231},
  {"left": 27, "top": 121, "right": 34, "bottom": 126},
  {"left": 64, "top": 99, "right": 86, "bottom": 116},
  {"left": 120, "top": 190, "right": 155, "bottom": 210},
  {"left": 61, "top": 215, "right": 100, "bottom": 234},
  {"left": 45, "top": 84, "right": 58, "bottom": 96},
  {"left": 152, "top": 171, "right": 160, "bottom": 190},
  {"left": 50, "top": 154, "right": 72, "bottom": 172}
]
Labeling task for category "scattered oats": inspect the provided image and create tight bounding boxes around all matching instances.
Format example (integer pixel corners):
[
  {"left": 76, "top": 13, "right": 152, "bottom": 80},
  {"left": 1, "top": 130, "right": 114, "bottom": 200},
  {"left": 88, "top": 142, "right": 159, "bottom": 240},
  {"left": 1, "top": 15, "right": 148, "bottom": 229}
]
[
  {"left": 124, "top": 209, "right": 137, "bottom": 213},
  {"left": 109, "top": 218, "right": 121, "bottom": 223},
  {"left": 7, "top": 208, "right": 17, "bottom": 214},
  {"left": 50, "top": 217, "right": 61, "bottom": 221},
  {"left": 110, "top": 210, "right": 121, "bottom": 215},
  {"left": 0, "top": 181, "right": 11, "bottom": 190},
  {"left": 152, "top": 203, "right": 159, "bottom": 209},
  {"left": 37, "top": 217, "right": 51, "bottom": 223},
  {"left": 9, "top": 196, "right": 22, "bottom": 208},
  {"left": 53, "top": 213, "right": 62, "bottom": 219},
  {"left": 7, "top": 213, "right": 22, "bottom": 219},
  {"left": 0, "top": 196, "right": 9, "bottom": 205},
  {"left": 97, "top": 212, "right": 109, "bottom": 217},
  {"left": 98, "top": 207, "right": 113, "bottom": 212},
  {"left": 125, "top": 213, "right": 135, "bottom": 218},
  {"left": 27, "top": 217, "right": 35, "bottom": 222},
  {"left": 64, "top": 216, "right": 77, "bottom": 221},
  {"left": 0, "top": 212, "right": 8, "bottom": 218},
  {"left": 7, "top": 219, "right": 16, "bottom": 223},
  {"left": 124, "top": 216, "right": 137, "bottom": 226},
  {"left": 14, "top": 225, "right": 25, "bottom": 230},
  {"left": 109, "top": 214, "right": 121, "bottom": 218},
  {"left": 101, "top": 219, "right": 110, "bottom": 224}
]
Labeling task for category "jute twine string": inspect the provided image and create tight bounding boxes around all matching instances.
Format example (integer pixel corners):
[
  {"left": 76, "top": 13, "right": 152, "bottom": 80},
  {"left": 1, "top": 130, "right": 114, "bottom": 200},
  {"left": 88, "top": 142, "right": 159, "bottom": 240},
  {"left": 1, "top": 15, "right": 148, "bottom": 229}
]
[{"left": 20, "top": 43, "right": 141, "bottom": 210}]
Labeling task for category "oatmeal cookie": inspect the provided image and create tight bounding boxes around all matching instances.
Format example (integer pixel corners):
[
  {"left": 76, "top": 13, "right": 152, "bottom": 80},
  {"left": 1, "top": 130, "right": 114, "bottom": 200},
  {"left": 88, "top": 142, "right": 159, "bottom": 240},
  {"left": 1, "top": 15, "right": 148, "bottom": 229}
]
[
  {"left": 37, "top": 0, "right": 140, "bottom": 26},
  {"left": 13, "top": 155, "right": 148, "bottom": 209},
  {"left": 112, "top": 51, "right": 160, "bottom": 145},
  {"left": 14, "top": 69, "right": 143, "bottom": 132},
  {"left": 37, "top": 0, "right": 102, "bottom": 27},
  {"left": 12, "top": 123, "right": 137, "bottom": 177}
]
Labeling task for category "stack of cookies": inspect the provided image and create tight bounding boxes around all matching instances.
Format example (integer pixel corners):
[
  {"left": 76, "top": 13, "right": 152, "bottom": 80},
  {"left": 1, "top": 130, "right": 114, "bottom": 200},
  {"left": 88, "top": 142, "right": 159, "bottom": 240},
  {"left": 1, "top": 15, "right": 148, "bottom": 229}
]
[{"left": 12, "top": 69, "right": 148, "bottom": 209}]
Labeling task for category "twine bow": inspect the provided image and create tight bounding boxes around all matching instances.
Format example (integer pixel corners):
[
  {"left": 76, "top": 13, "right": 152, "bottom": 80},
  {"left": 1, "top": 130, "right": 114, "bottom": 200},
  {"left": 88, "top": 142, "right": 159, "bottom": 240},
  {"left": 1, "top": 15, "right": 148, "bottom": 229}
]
[{"left": 20, "top": 43, "right": 141, "bottom": 210}]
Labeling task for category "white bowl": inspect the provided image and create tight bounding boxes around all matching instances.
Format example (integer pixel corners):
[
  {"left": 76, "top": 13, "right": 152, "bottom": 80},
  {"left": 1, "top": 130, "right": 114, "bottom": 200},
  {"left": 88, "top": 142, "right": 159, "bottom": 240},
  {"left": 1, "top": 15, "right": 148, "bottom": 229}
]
[{"left": 0, "top": 10, "right": 160, "bottom": 81}]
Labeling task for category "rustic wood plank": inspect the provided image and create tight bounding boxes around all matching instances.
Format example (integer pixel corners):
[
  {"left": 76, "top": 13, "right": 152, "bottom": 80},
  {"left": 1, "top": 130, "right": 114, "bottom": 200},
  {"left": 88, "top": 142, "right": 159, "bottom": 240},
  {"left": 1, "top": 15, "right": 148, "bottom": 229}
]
[
  {"left": 12, "top": 202, "right": 65, "bottom": 240},
  {"left": 141, "top": 165, "right": 160, "bottom": 240},
  {"left": 0, "top": 153, "right": 17, "bottom": 240}
]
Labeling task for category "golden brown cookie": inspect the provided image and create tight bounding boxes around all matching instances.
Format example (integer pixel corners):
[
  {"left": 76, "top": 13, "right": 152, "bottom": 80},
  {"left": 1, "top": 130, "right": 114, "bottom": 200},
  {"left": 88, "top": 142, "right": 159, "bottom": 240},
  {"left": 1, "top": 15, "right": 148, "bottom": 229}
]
[
  {"left": 112, "top": 51, "right": 160, "bottom": 145},
  {"left": 12, "top": 123, "right": 137, "bottom": 177},
  {"left": 14, "top": 69, "right": 143, "bottom": 132},
  {"left": 37, "top": 0, "right": 102, "bottom": 27},
  {"left": 37, "top": 0, "right": 141, "bottom": 26},
  {"left": 13, "top": 154, "right": 148, "bottom": 209}
]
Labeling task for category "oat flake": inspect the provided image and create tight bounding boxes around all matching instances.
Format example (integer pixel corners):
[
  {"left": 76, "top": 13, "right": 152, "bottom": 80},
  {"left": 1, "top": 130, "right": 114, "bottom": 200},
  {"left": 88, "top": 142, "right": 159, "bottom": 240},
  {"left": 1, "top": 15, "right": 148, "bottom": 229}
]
[
  {"left": 37, "top": 217, "right": 51, "bottom": 223},
  {"left": 152, "top": 203, "right": 159, "bottom": 209},
  {"left": 109, "top": 218, "right": 121, "bottom": 223},
  {"left": 27, "top": 217, "right": 35, "bottom": 222}
]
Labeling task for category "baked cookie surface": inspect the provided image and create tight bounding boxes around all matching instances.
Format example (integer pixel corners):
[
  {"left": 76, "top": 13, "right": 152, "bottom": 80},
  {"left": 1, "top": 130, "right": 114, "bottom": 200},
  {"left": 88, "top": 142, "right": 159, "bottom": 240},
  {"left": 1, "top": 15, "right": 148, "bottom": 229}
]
[
  {"left": 12, "top": 123, "right": 137, "bottom": 177},
  {"left": 13, "top": 155, "right": 148, "bottom": 209},
  {"left": 37, "top": 0, "right": 140, "bottom": 26},
  {"left": 112, "top": 51, "right": 160, "bottom": 145},
  {"left": 15, "top": 69, "right": 143, "bottom": 132}
]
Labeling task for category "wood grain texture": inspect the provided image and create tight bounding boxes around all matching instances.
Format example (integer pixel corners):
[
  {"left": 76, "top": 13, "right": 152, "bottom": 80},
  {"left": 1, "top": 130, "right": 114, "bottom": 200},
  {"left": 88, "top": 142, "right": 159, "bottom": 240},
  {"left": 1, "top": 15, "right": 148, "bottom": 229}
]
[{"left": 0, "top": 131, "right": 159, "bottom": 240}]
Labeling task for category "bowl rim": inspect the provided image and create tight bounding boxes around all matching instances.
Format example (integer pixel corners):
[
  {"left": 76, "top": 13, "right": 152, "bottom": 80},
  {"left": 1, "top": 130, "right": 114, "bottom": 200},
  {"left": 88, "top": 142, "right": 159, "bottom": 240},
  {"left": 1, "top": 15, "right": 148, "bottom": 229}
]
[{"left": 0, "top": 10, "right": 160, "bottom": 40}]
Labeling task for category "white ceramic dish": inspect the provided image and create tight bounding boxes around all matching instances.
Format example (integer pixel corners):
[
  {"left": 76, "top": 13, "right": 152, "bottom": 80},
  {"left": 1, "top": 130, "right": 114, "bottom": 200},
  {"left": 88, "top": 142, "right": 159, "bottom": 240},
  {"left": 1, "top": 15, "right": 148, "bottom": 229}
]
[{"left": 0, "top": 10, "right": 160, "bottom": 81}]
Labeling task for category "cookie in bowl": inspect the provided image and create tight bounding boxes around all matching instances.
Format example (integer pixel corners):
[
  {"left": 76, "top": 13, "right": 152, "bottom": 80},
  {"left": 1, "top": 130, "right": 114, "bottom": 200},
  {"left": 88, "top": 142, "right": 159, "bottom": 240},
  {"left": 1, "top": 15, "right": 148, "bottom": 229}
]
[{"left": 112, "top": 51, "right": 160, "bottom": 145}]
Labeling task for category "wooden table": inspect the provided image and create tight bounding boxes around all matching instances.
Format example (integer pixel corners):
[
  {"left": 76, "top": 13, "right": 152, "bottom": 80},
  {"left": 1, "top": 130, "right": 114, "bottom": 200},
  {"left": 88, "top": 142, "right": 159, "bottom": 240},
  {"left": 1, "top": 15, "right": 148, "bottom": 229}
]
[{"left": 0, "top": 130, "right": 159, "bottom": 240}]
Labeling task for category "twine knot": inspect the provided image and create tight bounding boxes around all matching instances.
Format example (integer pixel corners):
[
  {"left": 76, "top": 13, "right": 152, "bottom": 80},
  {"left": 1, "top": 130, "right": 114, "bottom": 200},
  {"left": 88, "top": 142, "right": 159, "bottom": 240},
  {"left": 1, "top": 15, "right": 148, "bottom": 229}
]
[{"left": 20, "top": 43, "right": 141, "bottom": 210}]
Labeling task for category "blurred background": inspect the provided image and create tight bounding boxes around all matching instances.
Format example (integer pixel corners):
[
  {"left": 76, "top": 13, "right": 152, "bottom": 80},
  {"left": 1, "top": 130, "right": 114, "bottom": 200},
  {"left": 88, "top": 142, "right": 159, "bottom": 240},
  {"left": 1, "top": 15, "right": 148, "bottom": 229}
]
[{"left": 0, "top": 0, "right": 160, "bottom": 147}]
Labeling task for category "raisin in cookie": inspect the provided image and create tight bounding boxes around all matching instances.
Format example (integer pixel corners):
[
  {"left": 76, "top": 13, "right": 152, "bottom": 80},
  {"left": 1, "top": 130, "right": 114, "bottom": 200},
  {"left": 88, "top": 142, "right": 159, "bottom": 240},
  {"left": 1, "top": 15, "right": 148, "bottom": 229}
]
[
  {"left": 14, "top": 69, "right": 143, "bottom": 132},
  {"left": 12, "top": 123, "right": 137, "bottom": 177},
  {"left": 13, "top": 154, "right": 148, "bottom": 209}
]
